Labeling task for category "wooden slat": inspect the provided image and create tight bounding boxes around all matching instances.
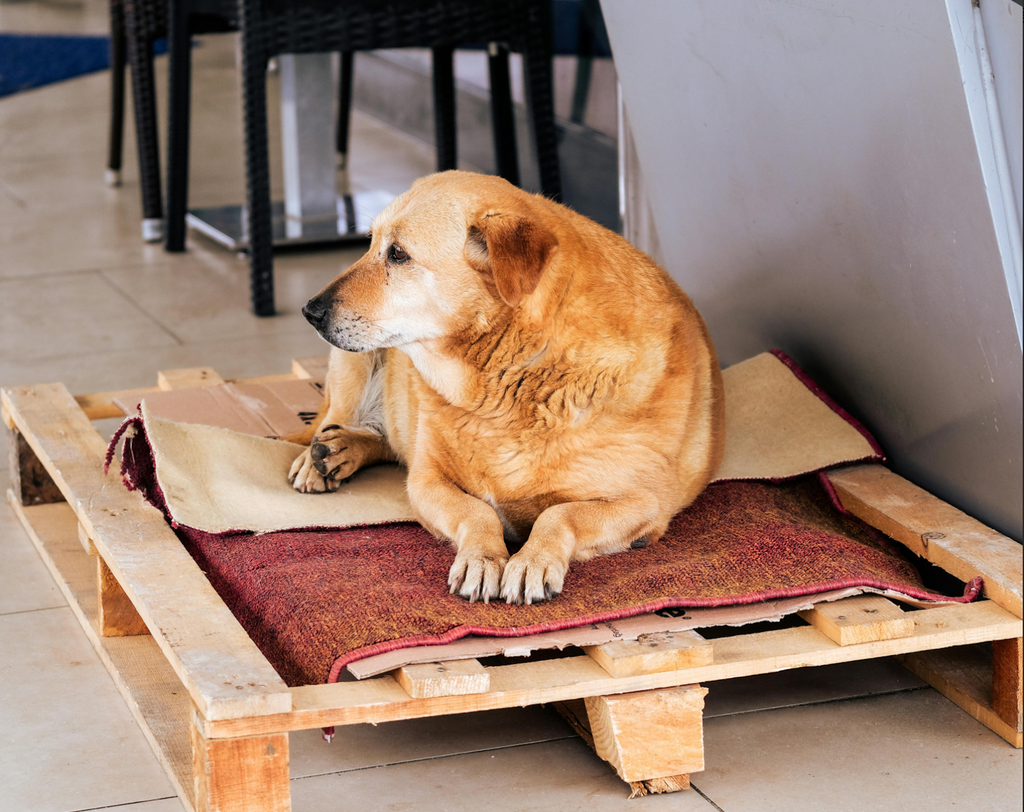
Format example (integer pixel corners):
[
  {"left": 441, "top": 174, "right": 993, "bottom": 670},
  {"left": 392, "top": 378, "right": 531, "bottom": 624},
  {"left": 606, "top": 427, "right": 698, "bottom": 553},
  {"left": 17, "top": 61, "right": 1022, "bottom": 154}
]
[
  {"left": 798, "top": 595, "right": 914, "bottom": 646},
  {"left": 8, "top": 497, "right": 197, "bottom": 811},
  {"left": 827, "top": 465, "right": 1023, "bottom": 618},
  {"left": 291, "top": 355, "right": 329, "bottom": 381},
  {"left": 585, "top": 684, "right": 706, "bottom": 784},
  {"left": 394, "top": 660, "right": 490, "bottom": 698},
  {"left": 585, "top": 630, "right": 713, "bottom": 677},
  {"left": 158, "top": 367, "right": 226, "bottom": 391},
  {"left": 900, "top": 645, "right": 1023, "bottom": 748},
  {"left": 2, "top": 384, "right": 291, "bottom": 722},
  {"left": 201, "top": 600, "right": 1022, "bottom": 739},
  {"left": 75, "top": 388, "right": 156, "bottom": 419},
  {"left": 992, "top": 637, "right": 1022, "bottom": 732},
  {"left": 78, "top": 521, "right": 98, "bottom": 556}
]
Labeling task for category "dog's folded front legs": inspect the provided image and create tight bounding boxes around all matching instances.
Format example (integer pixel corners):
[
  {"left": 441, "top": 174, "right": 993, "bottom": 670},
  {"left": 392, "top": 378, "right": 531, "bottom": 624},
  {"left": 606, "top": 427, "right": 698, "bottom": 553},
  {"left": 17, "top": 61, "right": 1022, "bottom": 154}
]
[
  {"left": 500, "top": 495, "right": 663, "bottom": 605},
  {"left": 408, "top": 467, "right": 509, "bottom": 604}
]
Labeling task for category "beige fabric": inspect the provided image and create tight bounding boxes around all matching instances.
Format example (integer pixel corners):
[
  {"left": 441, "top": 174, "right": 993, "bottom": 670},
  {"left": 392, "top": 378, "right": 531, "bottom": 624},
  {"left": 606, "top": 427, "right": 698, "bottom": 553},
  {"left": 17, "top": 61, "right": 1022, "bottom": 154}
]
[
  {"left": 140, "top": 352, "right": 878, "bottom": 534},
  {"left": 715, "top": 353, "right": 877, "bottom": 480}
]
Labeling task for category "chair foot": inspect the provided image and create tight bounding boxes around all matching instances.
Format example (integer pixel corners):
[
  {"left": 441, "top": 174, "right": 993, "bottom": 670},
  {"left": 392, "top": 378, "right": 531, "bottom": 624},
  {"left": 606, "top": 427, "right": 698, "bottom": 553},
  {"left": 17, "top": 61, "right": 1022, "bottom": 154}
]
[
  {"left": 141, "top": 218, "right": 164, "bottom": 243},
  {"left": 105, "top": 169, "right": 123, "bottom": 188}
]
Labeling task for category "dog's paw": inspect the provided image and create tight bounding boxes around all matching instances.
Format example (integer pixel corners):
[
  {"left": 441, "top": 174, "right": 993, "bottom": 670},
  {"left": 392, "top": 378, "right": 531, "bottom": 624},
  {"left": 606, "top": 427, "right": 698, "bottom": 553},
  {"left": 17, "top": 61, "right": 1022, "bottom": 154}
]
[
  {"left": 288, "top": 446, "right": 343, "bottom": 494},
  {"left": 448, "top": 549, "right": 507, "bottom": 604},
  {"left": 500, "top": 550, "right": 567, "bottom": 605}
]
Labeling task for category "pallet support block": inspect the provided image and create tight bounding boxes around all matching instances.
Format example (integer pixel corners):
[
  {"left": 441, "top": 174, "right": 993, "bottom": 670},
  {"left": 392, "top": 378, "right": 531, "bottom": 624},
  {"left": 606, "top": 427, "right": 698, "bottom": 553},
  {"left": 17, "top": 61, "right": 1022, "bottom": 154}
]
[
  {"left": 395, "top": 659, "right": 490, "bottom": 698},
  {"left": 798, "top": 595, "right": 914, "bottom": 646},
  {"left": 98, "top": 557, "right": 150, "bottom": 637},
  {"left": 583, "top": 684, "right": 707, "bottom": 793},
  {"left": 585, "top": 630, "right": 713, "bottom": 678},
  {"left": 192, "top": 714, "right": 291, "bottom": 812},
  {"left": 992, "top": 637, "right": 1023, "bottom": 733}
]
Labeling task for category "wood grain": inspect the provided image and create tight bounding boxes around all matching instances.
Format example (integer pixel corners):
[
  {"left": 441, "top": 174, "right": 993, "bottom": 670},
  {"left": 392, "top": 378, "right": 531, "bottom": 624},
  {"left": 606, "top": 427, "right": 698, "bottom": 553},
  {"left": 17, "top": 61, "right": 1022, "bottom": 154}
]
[
  {"left": 798, "top": 595, "right": 914, "bottom": 646},
  {"left": 827, "top": 465, "right": 1023, "bottom": 618},
  {"left": 585, "top": 630, "right": 713, "bottom": 677},
  {"left": 584, "top": 685, "right": 706, "bottom": 783},
  {"left": 99, "top": 556, "right": 150, "bottom": 637},
  {"left": 158, "top": 367, "right": 226, "bottom": 391},
  {"left": 192, "top": 722, "right": 290, "bottom": 812},
  {"left": 992, "top": 637, "right": 1022, "bottom": 733}
]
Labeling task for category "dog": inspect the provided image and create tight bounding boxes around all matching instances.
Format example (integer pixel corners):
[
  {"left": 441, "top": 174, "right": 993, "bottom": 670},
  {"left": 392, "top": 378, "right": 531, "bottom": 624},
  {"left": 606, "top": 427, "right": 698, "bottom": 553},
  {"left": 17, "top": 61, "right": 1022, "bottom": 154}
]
[{"left": 290, "top": 171, "right": 725, "bottom": 605}]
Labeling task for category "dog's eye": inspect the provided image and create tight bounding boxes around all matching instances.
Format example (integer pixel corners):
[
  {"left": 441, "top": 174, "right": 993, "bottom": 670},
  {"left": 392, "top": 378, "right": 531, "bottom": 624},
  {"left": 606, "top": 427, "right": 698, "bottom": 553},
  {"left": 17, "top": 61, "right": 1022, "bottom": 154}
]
[{"left": 388, "top": 244, "right": 410, "bottom": 263}]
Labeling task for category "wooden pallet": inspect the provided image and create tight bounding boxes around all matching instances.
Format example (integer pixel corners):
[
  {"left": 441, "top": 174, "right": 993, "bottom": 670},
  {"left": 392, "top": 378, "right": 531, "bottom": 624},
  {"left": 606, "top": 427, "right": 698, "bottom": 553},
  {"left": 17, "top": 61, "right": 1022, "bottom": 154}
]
[{"left": 3, "top": 359, "right": 1021, "bottom": 812}]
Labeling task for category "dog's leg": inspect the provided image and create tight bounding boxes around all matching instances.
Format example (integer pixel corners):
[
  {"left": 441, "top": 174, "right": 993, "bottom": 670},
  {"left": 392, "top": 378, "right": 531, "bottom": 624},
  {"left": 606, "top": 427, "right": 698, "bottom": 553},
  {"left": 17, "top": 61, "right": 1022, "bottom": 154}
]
[
  {"left": 500, "top": 495, "right": 663, "bottom": 605},
  {"left": 408, "top": 465, "right": 508, "bottom": 603},
  {"left": 289, "top": 348, "right": 395, "bottom": 493}
]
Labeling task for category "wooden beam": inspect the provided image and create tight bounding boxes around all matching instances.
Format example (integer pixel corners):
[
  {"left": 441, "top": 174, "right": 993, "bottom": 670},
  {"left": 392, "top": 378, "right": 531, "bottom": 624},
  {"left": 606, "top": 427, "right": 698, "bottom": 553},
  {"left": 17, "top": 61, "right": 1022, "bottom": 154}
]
[
  {"left": 192, "top": 717, "right": 290, "bottom": 812},
  {"left": 6, "top": 423, "right": 64, "bottom": 506},
  {"left": 584, "top": 684, "right": 706, "bottom": 786},
  {"left": 201, "top": 600, "right": 1021, "bottom": 739},
  {"left": 99, "top": 557, "right": 150, "bottom": 637},
  {"left": 827, "top": 465, "right": 1023, "bottom": 618},
  {"left": 394, "top": 660, "right": 490, "bottom": 699},
  {"left": 2, "top": 384, "right": 292, "bottom": 722},
  {"left": 992, "top": 637, "right": 1022, "bottom": 733},
  {"left": 900, "top": 645, "right": 1022, "bottom": 748},
  {"left": 158, "top": 367, "right": 226, "bottom": 391},
  {"left": 798, "top": 595, "right": 914, "bottom": 646},
  {"left": 585, "top": 630, "right": 713, "bottom": 678},
  {"left": 78, "top": 522, "right": 98, "bottom": 556}
]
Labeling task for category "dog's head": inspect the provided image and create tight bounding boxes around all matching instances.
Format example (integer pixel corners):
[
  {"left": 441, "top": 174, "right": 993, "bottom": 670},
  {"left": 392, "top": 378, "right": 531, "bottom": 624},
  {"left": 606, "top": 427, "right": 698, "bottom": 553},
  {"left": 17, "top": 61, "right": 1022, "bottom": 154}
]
[{"left": 302, "top": 172, "right": 558, "bottom": 352}]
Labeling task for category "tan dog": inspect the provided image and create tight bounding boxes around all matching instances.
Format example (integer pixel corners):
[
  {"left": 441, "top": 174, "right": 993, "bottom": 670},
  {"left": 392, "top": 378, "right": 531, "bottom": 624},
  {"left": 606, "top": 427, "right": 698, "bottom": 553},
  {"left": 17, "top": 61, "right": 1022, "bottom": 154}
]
[{"left": 290, "top": 171, "right": 724, "bottom": 604}]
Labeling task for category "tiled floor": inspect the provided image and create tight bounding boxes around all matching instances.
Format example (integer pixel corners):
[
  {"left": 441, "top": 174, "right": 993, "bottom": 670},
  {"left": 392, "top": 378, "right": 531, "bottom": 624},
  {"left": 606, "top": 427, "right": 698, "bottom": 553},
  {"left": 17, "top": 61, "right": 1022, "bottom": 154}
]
[{"left": 1, "top": 3, "right": 1021, "bottom": 811}]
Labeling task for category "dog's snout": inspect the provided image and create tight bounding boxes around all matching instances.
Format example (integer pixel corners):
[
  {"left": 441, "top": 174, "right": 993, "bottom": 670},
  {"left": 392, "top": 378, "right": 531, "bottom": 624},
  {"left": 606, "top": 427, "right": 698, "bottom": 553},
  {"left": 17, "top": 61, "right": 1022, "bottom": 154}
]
[{"left": 302, "top": 296, "right": 328, "bottom": 328}]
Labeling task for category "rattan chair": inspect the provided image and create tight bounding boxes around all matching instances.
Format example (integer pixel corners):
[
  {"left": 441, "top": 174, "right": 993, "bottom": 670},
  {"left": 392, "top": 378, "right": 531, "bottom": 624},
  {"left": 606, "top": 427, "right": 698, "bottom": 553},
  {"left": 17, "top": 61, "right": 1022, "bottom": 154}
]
[{"left": 163, "top": 0, "right": 561, "bottom": 316}]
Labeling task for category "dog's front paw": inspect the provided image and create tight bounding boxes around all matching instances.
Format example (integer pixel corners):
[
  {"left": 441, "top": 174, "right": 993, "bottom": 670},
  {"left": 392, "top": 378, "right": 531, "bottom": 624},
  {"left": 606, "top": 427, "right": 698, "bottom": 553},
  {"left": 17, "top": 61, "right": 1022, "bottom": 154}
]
[
  {"left": 448, "top": 549, "right": 507, "bottom": 604},
  {"left": 288, "top": 446, "right": 343, "bottom": 494},
  {"left": 500, "top": 551, "right": 567, "bottom": 605}
]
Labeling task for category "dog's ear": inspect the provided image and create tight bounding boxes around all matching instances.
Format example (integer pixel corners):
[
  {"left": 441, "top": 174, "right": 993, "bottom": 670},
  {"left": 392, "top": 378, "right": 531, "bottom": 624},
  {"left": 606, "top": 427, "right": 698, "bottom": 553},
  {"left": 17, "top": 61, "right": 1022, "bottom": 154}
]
[{"left": 466, "top": 209, "right": 558, "bottom": 307}]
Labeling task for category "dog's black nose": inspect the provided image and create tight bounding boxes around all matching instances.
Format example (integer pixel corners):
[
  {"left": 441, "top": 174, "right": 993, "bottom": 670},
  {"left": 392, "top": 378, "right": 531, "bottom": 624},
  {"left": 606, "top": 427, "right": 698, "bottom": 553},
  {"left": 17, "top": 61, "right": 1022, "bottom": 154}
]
[{"left": 302, "top": 297, "right": 328, "bottom": 327}]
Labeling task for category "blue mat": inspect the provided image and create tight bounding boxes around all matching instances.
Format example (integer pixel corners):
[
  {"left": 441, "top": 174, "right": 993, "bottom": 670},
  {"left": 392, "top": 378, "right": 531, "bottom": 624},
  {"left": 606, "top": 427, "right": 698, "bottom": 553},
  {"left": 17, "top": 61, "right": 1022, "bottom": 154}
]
[{"left": 0, "top": 33, "right": 168, "bottom": 98}]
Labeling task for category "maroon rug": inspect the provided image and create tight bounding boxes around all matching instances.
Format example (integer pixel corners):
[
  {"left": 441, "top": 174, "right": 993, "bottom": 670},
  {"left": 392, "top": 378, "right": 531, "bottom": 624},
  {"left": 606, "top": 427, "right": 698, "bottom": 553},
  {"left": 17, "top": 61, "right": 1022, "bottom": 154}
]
[{"left": 107, "top": 416, "right": 979, "bottom": 687}]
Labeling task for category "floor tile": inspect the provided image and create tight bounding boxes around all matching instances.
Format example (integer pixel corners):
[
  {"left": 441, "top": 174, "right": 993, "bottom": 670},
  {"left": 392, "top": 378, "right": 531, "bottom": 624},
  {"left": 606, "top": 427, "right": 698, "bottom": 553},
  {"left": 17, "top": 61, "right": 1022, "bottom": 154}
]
[
  {"left": 292, "top": 737, "right": 719, "bottom": 812},
  {"left": 0, "top": 471, "right": 66, "bottom": 615},
  {"left": 0, "top": 271, "right": 180, "bottom": 363},
  {"left": 0, "top": 607, "right": 178, "bottom": 812},
  {"left": 695, "top": 689, "right": 1023, "bottom": 812},
  {"left": 290, "top": 706, "right": 574, "bottom": 779},
  {"left": 0, "top": 0, "right": 110, "bottom": 35}
]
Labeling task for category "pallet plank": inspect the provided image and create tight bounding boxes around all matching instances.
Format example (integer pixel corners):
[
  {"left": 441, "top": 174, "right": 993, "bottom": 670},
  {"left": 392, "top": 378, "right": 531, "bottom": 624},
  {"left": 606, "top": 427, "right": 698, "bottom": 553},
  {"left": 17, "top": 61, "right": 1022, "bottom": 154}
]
[
  {"left": 585, "top": 630, "right": 713, "bottom": 677},
  {"left": 2, "top": 384, "right": 291, "bottom": 722},
  {"left": 395, "top": 660, "right": 490, "bottom": 698},
  {"left": 798, "top": 595, "right": 914, "bottom": 646},
  {"left": 827, "top": 465, "right": 1023, "bottom": 618},
  {"left": 291, "top": 355, "right": 329, "bottom": 381},
  {"left": 201, "top": 600, "right": 1022, "bottom": 739}
]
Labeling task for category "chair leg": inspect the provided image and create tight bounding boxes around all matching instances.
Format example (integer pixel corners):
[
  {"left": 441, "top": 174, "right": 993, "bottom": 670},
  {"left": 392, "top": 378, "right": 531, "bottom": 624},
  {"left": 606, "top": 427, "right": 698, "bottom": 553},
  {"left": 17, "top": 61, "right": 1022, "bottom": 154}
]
[
  {"left": 522, "top": 2, "right": 562, "bottom": 201},
  {"left": 487, "top": 42, "right": 520, "bottom": 187},
  {"left": 124, "top": 21, "right": 165, "bottom": 242},
  {"left": 239, "top": 13, "right": 275, "bottom": 317},
  {"left": 336, "top": 50, "right": 354, "bottom": 169},
  {"left": 432, "top": 46, "right": 457, "bottom": 172},
  {"left": 107, "top": 0, "right": 126, "bottom": 187},
  {"left": 164, "top": 0, "right": 192, "bottom": 253}
]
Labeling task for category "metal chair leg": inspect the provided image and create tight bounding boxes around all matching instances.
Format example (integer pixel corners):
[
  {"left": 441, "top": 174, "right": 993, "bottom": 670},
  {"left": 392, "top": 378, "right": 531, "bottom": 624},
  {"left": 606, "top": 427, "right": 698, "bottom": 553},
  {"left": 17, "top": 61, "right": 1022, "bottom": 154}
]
[
  {"left": 165, "top": 0, "right": 193, "bottom": 253},
  {"left": 487, "top": 42, "right": 520, "bottom": 187},
  {"left": 432, "top": 46, "right": 457, "bottom": 172},
  {"left": 107, "top": 0, "right": 127, "bottom": 188}
]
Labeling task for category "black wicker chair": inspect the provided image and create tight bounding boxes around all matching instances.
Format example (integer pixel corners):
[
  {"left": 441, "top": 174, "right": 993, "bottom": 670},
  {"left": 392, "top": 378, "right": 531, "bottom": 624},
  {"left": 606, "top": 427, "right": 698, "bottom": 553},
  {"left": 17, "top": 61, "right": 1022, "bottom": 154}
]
[
  {"left": 165, "top": 0, "right": 561, "bottom": 316},
  {"left": 107, "top": 0, "right": 235, "bottom": 241}
]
